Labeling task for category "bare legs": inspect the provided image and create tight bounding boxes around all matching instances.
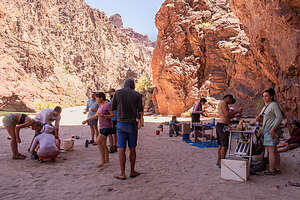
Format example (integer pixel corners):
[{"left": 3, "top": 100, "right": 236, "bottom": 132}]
[
  {"left": 90, "top": 125, "right": 98, "bottom": 142},
  {"left": 6, "top": 127, "right": 18, "bottom": 158},
  {"left": 118, "top": 147, "right": 126, "bottom": 178},
  {"left": 96, "top": 134, "right": 108, "bottom": 167},
  {"left": 113, "top": 134, "right": 117, "bottom": 149},
  {"left": 5, "top": 127, "right": 25, "bottom": 159},
  {"left": 129, "top": 148, "right": 139, "bottom": 176},
  {"left": 217, "top": 146, "right": 227, "bottom": 165},
  {"left": 194, "top": 130, "right": 200, "bottom": 142},
  {"left": 266, "top": 146, "right": 280, "bottom": 172},
  {"left": 109, "top": 134, "right": 118, "bottom": 152},
  {"left": 116, "top": 147, "right": 139, "bottom": 179}
]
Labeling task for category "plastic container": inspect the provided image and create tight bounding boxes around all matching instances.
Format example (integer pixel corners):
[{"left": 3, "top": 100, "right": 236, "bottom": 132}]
[
  {"left": 182, "top": 134, "right": 190, "bottom": 140},
  {"left": 85, "top": 139, "right": 89, "bottom": 148},
  {"left": 212, "top": 118, "right": 215, "bottom": 126}
]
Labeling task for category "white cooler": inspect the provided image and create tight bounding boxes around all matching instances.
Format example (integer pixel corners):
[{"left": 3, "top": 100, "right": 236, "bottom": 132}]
[{"left": 221, "top": 158, "right": 249, "bottom": 182}]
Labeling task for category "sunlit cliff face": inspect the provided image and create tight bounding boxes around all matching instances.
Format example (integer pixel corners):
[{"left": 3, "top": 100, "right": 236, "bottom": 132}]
[
  {"left": 151, "top": 0, "right": 271, "bottom": 117},
  {"left": 0, "top": 0, "right": 153, "bottom": 111}
]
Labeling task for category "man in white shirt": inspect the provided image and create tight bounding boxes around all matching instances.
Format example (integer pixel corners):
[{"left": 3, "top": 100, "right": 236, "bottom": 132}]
[{"left": 35, "top": 106, "right": 62, "bottom": 138}]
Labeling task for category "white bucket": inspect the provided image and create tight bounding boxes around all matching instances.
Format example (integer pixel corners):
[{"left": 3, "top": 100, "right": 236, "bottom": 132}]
[{"left": 63, "top": 139, "right": 74, "bottom": 151}]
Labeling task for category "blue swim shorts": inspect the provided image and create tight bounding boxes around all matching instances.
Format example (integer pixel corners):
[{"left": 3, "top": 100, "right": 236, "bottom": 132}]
[{"left": 116, "top": 122, "right": 138, "bottom": 148}]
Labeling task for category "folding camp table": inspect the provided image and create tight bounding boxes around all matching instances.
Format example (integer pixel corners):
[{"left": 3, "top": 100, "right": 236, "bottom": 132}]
[
  {"left": 192, "top": 122, "right": 215, "bottom": 142},
  {"left": 227, "top": 127, "right": 257, "bottom": 168}
]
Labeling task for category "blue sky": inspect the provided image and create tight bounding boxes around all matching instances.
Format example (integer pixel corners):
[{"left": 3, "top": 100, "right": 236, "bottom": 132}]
[{"left": 85, "top": 0, "right": 164, "bottom": 41}]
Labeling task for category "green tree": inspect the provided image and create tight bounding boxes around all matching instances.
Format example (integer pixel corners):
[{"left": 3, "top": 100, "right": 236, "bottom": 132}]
[{"left": 135, "top": 76, "right": 153, "bottom": 94}]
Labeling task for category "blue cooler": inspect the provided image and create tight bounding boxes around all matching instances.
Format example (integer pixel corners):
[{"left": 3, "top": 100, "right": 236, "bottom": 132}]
[{"left": 182, "top": 134, "right": 190, "bottom": 140}]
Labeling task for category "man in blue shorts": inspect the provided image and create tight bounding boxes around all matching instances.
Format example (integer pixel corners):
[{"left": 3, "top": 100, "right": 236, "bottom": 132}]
[{"left": 112, "top": 79, "right": 143, "bottom": 180}]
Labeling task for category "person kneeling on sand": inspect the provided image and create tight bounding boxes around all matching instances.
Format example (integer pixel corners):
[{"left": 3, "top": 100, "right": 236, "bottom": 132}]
[
  {"left": 277, "top": 120, "right": 300, "bottom": 153},
  {"left": 169, "top": 116, "right": 181, "bottom": 137},
  {"left": 83, "top": 92, "right": 114, "bottom": 167},
  {"left": 30, "top": 124, "right": 60, "bottom": 161},
  {"left": 2, "top": 113, "right": 43, "bottom": 160}
]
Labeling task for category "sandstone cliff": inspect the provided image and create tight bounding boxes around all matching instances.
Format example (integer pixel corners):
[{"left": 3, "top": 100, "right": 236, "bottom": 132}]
[
  {"left": 230, "top": 0, "right": 300, "bottom": 119},
  {"left": 152, "top": 0, "right": 299, "bottom": 119},
  {"left": 0, "top": 0, "right": 153, "bottom": 111}
]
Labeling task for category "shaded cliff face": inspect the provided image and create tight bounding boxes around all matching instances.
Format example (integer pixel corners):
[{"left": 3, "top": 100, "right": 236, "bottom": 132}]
[
  {"left": 152, "top": 0, "right": 272, "bottom": 116},
  {"left": 152, "top": 0, "right": 299, "bottom": 118},
  {"left": 0, "top": 0, "right": 153, "bottom": 111},
  {"left": 230, "top": 0, "right": 300, "bottom": 119}
]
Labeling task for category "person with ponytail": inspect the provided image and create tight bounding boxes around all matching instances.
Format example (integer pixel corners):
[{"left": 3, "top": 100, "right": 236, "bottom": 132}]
[{"left": 257, "top": 88, "right": 283, "bottom": 175}]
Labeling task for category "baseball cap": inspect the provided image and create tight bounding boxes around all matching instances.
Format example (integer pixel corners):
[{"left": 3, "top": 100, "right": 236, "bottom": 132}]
[{"left": 223, "top": 94, "right": 236, "bottom": 104}]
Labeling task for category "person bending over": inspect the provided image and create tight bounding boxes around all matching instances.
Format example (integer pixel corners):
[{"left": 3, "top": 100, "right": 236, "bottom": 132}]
[
  {"left": 2, "top": 113, "right": 43, "bottom": 159},
  {"left": 35, "top": 106, "right": 62, "bottom": 138}
]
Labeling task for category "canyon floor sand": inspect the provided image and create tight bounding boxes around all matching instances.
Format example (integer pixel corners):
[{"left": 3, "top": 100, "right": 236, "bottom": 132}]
[{"left": 0, "top": 107, "right": 300, "bottom": 200}]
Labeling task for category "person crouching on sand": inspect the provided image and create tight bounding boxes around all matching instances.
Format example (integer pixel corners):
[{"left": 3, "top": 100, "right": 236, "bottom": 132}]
[
  {"left": 30, "top": 124, "right": 59, "bottom": 161},
  {"left": 2, "top": 113, "right": 43, "bottom": 159},
  {"left": 83, "top": 92, "right": 114, "bottom": 167}
]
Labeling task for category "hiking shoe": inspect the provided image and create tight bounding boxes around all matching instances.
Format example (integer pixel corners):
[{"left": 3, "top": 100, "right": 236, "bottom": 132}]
[
  {"left": 89, "top": 140, "right": 94, "bottom": 144},
  {"left": 109, "top": 146, "right": 114, "bottom": 153}
]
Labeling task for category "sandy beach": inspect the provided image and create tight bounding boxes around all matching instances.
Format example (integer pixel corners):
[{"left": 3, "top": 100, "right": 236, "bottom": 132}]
[{"left": 0, "top": 107, "right": 300, "bottom": 200}]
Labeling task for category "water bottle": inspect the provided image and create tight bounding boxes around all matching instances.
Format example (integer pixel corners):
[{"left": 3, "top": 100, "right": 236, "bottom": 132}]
[{"left": 85, "top": 139, "right": 89, "bottom": 148}]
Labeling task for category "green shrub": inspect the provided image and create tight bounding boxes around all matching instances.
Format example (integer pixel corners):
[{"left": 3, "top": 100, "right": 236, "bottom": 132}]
[
  {"left": 34, "top": 101, "right": 57, "bottom": 111},
  {"left": 181, "top": 111, "right": 191, "bottom": 117},
  {"left": 136, "top": 76, "right": 153, "bottom": 94}
]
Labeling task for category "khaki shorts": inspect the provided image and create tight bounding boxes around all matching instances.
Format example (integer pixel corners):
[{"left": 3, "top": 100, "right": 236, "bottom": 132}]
[{"left": 2, "top": 114, "right": 17, "bottom": 127}]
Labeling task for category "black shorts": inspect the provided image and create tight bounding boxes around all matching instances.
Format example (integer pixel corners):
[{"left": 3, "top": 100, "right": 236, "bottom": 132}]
[
  {"left": 191, "top": 113, "right": 201, "bottom": 130},
  {"left": 111, "top": 120, "right": 117, "bottom": 134},
  {"left": 216, "top": 123, "right": 229, "bottom": 148},
  {"left": 100, "top": 128, "right": 112, "bottom": 137}
]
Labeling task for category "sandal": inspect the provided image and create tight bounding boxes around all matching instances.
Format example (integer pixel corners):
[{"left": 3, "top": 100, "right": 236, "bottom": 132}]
[
  {"left": 109, "top": 146, "right": 114, "bottom": 153},
  {"left": 274, "top": 169, "right": 281, "bottom": 174},
  {"left": 264, "top": 170, "right": 276, "bottom": 176},
  {"left": 129, "top": 172, "right": 141, "bottom": 178},
  {"left": 13, "top": 154, "right": 26, "bottom": 160},
  {"left": 114, "top": 175, "right": 126, "bottom": 180},
  {"left": 89, "top": 140, "right": 94, "bottom": 144}
]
